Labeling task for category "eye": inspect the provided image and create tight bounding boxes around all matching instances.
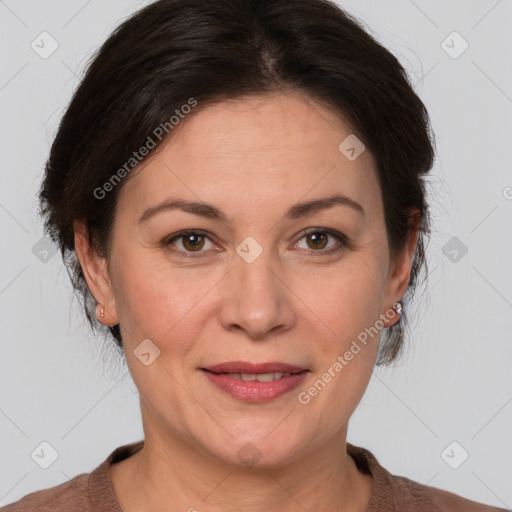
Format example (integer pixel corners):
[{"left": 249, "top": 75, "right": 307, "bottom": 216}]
[
  {"left": 163, "top": 228, "right": 350, "bottom": 259},
  {"left": 164, "top": 230, "right": 215, "bottom": 258},
  {"left": 293, "top": 228, "right": 349, "bottom": 255}
]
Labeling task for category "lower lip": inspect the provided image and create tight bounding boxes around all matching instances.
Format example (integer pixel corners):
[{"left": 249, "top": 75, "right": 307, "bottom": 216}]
[{"left": 202, "top": 370, "right": 309, "bottom": 403}]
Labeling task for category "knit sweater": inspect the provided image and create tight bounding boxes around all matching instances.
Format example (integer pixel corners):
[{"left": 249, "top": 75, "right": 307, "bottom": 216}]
[{"left": 1, "top": 440, "right": 508, "bottom": 511}]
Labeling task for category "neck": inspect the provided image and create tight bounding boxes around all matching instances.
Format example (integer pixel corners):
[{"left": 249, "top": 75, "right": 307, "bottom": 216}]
[{"left": 110, "top": 427, "right": 373, "bottom": 512}]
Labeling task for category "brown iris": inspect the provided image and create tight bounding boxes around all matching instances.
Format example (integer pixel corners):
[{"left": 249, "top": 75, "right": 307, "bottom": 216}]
[
  {"left": 181, "top": 233, "right": 205, "bottom": 251},
  {"left": 305, "top": 232, "right": 328, "bottom": 250}
]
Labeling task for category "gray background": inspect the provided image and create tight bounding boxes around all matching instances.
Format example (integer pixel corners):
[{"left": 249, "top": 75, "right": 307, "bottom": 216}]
[{"left": 1, "top": 0, "right": 511, "bottom": 508}]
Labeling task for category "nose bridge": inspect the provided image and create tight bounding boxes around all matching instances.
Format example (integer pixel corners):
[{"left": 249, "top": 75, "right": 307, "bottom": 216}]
[
  {"left": 234, "top": 235, "right": 280, "bottom": 306},
  {"left": 218, "top": 236, "right": 295, "bottom": 338},
  {"left": 236, "top": 238, "right": 276, "bottom": 294}
]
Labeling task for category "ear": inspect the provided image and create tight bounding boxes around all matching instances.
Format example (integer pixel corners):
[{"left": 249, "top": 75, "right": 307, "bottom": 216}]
[
  {"left": 74, "top": 220, "right": 118, "bottom": 326},
  {"left": 382, "top": 210, "right": 420, "bottom": 326}
]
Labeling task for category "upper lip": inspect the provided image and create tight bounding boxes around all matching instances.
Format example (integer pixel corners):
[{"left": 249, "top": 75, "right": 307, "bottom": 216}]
[{"left": 202, "top": 361, "right": 308, "bottom": 374}]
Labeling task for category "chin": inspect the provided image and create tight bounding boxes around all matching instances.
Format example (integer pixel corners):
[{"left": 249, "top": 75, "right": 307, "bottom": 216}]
[{"left": 204, "top": 427, "right": 312, "bottom": 470}]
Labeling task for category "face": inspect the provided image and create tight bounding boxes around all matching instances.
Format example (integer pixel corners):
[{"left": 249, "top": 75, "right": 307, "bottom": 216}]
[{"left": 76, "top": 92, "right": 416, "bottom": 469}]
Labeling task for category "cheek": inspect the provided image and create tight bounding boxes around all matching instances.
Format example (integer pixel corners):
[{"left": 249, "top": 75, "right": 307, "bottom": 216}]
[
  {"left": 110, "top": 247, "right": 206, "bottom": 350},
  {"left": 305, "top": 256, "right": 385, "bottom": 396},
  {"left": 315, "top": 258, "right": 385, "bottom": 337},
  {"left": 305, "top": 280, "right": 381, "bottom": 423},
  {"left": 112, "top": 259, "right": 207, "bottom": 403}
]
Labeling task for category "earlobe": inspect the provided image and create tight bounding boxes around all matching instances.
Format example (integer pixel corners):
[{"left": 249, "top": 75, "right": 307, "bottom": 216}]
[
  {"left": 73, "top": 221, "right": 118, "bottom": 325},
  {"left": 383, "top": 211, "right": 421, "bottom": 326}
]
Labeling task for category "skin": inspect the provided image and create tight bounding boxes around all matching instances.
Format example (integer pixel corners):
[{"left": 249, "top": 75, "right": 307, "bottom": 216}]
[{"left": 74, "top": 91, "right": 418, "bottom": 512}]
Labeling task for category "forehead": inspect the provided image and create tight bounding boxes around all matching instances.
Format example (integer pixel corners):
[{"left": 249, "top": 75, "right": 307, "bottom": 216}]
[
  {"left": 117, "top": 92, "right": 380, "bottom": 224},
  {"left": 169, "top": 92, "right": 360, "bottom": 163}
]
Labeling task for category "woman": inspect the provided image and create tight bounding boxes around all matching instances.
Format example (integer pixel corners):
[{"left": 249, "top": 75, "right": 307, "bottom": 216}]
[{"left": 1, "top": 0, "right": 507, "bottom": 510}]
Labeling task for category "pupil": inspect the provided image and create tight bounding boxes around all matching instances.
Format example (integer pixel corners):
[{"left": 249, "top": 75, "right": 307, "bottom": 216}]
[
  {"left": 309, "top": 232, "right": 326, "bottom": 249},
  {"left": 186, "top": 234, "right": 203, "bottom": 249}
]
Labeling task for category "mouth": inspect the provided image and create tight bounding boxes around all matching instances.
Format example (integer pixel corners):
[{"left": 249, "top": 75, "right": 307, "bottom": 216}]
[
  {"left": 202, "top": 371, "right": 304, "bottom": 382},
  {"left": 200, "top": 362, "right": 309, "bottom": 402},
  {"left": 202, "top": 361, "right": 308, "bottom": 374}
]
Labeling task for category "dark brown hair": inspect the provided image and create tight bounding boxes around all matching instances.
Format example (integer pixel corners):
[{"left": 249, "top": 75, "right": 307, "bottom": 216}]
[{"left": 39, "top": 0, "right": 435, "bottom": 365}]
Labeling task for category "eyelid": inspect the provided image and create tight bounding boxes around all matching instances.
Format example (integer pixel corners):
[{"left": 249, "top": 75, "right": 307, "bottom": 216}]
[
  {"left": 164, "top": 227, "right": 351, "bottom": 257},
  {"left": 292, "top": 227, "right": 352, "bottom": 252},
  {"left": 164, "top": 229, "right": 216, "bottom": 257}
]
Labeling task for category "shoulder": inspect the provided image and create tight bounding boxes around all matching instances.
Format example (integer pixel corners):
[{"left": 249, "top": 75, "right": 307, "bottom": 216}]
[
  {"left": 0, "top": 472, "right": 91, "bottom": 512},
  {"left": 347, "top": 443, "right": 509, "bottom": 512},
  {"left": 0, "top": 441, "right": 143, "bottom": 512},
  {"left": 390, "top": 472, "right": 509, "bottom": 512}
]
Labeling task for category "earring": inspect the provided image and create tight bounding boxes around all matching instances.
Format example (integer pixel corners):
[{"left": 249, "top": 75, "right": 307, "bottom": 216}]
[
  {"left": 393, "top": 301, "right": 403, "bottom": 315},
  {"left": 96, "top": 303, "right": 105, "bottom": 320}
]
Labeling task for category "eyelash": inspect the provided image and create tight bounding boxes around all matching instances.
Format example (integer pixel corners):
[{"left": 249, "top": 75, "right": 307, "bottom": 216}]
[{"left": 163, "top": 228, "right": 350, "bottom": 259}]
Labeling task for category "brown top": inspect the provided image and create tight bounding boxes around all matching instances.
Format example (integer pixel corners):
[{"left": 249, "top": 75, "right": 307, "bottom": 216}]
[{"left": 1, "top": 440, "right": 508, "bottom": 511}]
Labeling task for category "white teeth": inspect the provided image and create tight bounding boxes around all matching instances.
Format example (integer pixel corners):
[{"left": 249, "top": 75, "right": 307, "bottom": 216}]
[
  {"left": 255, "top": 372, "right": 276, "bottom": 382},
  {"left": 225, "top": 372, "right": 292, "bottom": 382}
]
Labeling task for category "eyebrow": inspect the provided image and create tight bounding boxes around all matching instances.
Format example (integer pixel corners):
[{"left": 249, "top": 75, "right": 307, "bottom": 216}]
[{"left": 138, "top": 193, "right": 364, "bottom": 224}]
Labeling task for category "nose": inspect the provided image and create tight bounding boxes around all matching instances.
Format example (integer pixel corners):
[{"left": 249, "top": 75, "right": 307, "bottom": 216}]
[{"left": 217, "top": 246, "right": 296, "bottom": 340}]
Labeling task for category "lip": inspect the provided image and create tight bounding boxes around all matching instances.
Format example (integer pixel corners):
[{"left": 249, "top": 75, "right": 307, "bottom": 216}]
[
  {"left": 201, "top": 361, "right": 309, "bottom": 403},
  {"left": 202, "top": 361, "right": 308, "bottom": 374}
]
